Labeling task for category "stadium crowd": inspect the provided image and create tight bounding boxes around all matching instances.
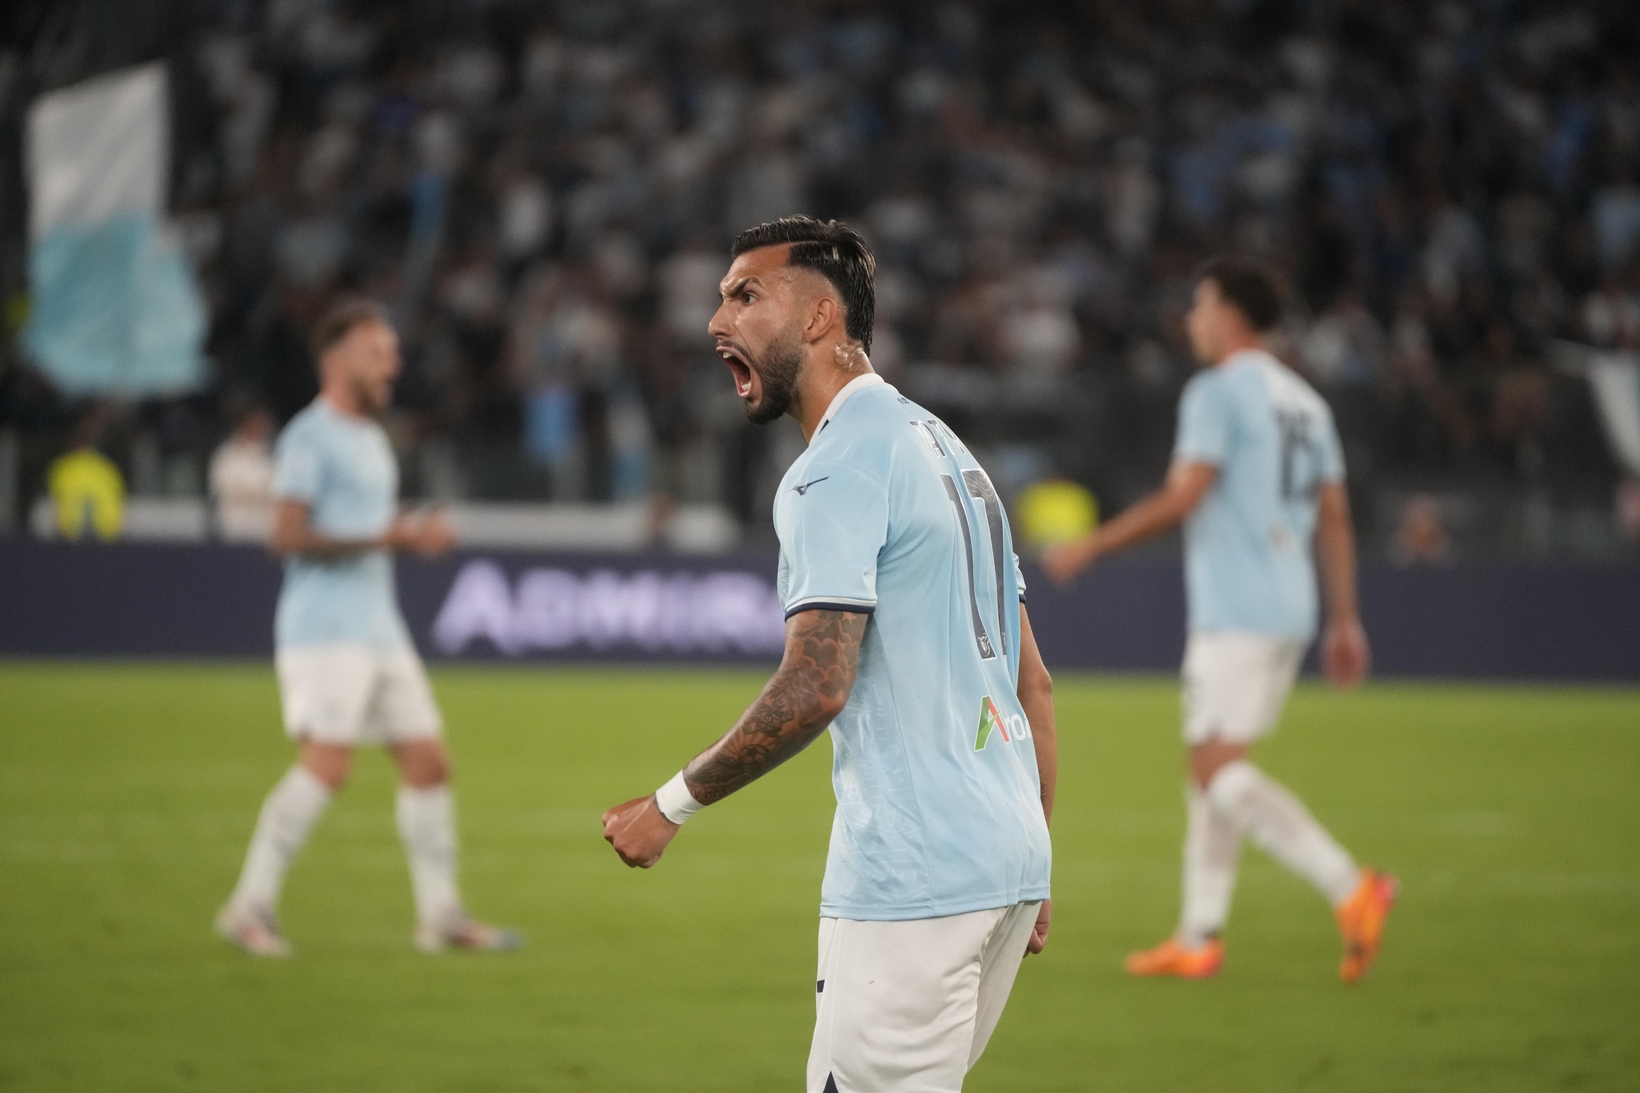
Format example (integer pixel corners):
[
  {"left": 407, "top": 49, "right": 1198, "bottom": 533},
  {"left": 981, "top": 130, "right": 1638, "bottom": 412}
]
[{"left": 3, "top": 0, "right": 1639, "bottom": 553}]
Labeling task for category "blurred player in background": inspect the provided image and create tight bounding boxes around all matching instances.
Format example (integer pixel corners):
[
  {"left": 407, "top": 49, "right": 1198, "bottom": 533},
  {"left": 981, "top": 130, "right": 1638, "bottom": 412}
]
[
  {"left": 1045, "top": 258, "right": 1395, "bottom": 983},
  {"left": 216, "top": 300, "right": 519, "bottom": 958},
  {"left": 602, "top": 217, "right": 1056, "bottom": 1093}
]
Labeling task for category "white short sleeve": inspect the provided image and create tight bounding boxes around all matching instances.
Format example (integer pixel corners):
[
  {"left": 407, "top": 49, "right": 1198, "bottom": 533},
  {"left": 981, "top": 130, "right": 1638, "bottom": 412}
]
[
  {"left": 272, "top": 428, "right": 321, "bottom": 503},
  {"left": 779, "top": 463, "right": 889, "bottom": 618},
  {"left": 1174, "top": 371, "right": 1234, "bottom": 466}
]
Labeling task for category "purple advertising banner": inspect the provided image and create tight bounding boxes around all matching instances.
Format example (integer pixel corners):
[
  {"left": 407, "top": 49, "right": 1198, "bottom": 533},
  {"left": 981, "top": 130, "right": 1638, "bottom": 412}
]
[
  {"left": 414, "top": 555, "right": 786, "bottom": 661},
  {"left": 0, "top": 541, "right": 1636, "bottom": 680}
]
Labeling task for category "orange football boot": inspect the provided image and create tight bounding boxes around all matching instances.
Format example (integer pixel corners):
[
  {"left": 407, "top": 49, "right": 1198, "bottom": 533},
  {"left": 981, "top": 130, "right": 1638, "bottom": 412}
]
[
  {"left": 1124, "top": 937, "right": 1225, "bottom": 979},
  {"left": 1336, "top": 868, "right": 1398, "bottom": 983}
]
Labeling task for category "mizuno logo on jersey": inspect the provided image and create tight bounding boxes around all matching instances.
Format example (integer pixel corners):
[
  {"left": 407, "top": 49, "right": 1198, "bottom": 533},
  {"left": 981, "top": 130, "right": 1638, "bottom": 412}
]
[
  {"left": 792, "top": 477, "right": 830, "bottom": 495},
  {"left": 974, "top": 696, "right": 1030, "bottom": 751}
]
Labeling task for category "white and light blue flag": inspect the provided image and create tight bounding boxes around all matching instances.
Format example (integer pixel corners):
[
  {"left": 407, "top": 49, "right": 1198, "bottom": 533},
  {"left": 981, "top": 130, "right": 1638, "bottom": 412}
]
[{"left": 23, "top": 62, "right": 207, "bottom": 396}]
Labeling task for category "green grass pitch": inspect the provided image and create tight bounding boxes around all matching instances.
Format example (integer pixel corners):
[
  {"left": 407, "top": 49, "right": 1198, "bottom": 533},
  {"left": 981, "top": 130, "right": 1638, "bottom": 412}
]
[{"left": 0, "top": 663, "right": 1636, "bottom": 1092}]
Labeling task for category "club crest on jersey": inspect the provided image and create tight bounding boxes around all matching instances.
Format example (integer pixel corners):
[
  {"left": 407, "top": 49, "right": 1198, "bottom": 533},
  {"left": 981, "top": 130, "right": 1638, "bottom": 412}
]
[{"left": 974, "top": 696, "right": 1029, "bottom": 751}]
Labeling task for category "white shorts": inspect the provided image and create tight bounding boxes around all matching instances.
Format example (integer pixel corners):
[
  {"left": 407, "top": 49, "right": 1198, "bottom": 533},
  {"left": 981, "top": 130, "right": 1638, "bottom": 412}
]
[
  {"left": 807, "top": 901, "right": 1041, "bottom": 1093},
  {"left": 275, "top": 644, "right": 442, "bottom": 747},
  {"left": 1181, "top": 632, "right": 1306, "bottom": 746}
]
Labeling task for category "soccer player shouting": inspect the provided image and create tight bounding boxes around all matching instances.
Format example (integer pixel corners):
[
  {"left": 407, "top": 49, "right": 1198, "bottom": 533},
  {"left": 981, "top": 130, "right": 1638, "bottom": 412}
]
[
  {"left": 603, "top": 217, "right": 1056, "bottom": 1092},
  {"left": 1044, "top": 258, "right": 1395, "bottom": 983},
  {"left": 216, "top": 301, "right": 518, "bottom": 957}
]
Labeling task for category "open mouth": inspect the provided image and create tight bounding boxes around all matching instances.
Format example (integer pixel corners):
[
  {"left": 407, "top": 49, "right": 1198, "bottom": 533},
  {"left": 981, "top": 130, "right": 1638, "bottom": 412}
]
[{"left": 718, "top": 345, "right": 754, "bottom": 399}]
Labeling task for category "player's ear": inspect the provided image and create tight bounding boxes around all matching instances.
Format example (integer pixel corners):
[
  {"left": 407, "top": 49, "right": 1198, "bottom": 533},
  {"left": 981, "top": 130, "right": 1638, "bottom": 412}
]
[{"left": 805, "top": 294, "right": 840, "bottom": 345}]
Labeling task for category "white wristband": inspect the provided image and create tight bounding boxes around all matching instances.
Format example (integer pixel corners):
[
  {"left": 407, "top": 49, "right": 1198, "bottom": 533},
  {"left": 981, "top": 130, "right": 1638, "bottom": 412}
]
[{"left": 653, "top": 771, "right": 703, "bottom": 825}]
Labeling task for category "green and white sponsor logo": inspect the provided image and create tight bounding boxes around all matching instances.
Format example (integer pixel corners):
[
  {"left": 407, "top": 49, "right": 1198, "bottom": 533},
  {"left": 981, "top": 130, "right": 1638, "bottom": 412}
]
[{"left": 974, "top": 695, "right": 1030, "bottom": 751}]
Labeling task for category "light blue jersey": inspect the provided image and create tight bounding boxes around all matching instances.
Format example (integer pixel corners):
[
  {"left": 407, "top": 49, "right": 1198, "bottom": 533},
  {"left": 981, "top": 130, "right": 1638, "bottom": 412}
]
[
  {"left": 775, "top": 375, "right": 1052, "bottom": 921},
  {"left": 271, "top": 399, "right": 411, "bottom": 650},
  {"left": 1173, "top": 349, "right": 1345, "bottom": 641}
]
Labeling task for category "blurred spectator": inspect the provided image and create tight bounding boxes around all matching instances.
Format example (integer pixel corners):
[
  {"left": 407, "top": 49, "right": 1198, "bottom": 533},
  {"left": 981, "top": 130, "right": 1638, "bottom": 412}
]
[
  {"left": 209, "top": 406, "right": 275, "bottom": 542},
  {"left": 1581, "top": 273, "right": 1640, "bottom": 350},
  {"left": 1618, "top": 479, "right": 1640, "bottom": 546},
  {"left": 495, "top": 166, "right": 553, "bottom": 270},
  {"left": 1017, "top": 479, "right": 1098, "bottom": 552},
  {"left": 1592, "top": 177, "right": 1640, "bottom": 272},
  {"left": 1392, "top": 494, "right": 1453, "bottom": 567},
  {"left": 1473, "top": 323, "right": 1552, "bottom": 465},
  {"left": 1000, "top": 265, "right": 1082, "bottom": 380},
  {"left": 1106, "top": 138, "right": 1160, "bottom": 261},
  {"left": 1301, "top": 291, "right": 1386, "bottom": 389},
  {"left": 658, "top": 241, "right": 724, "bottom": 350},
  {"left": 48, "top": 409, "right": 124, "bottom": 542}
]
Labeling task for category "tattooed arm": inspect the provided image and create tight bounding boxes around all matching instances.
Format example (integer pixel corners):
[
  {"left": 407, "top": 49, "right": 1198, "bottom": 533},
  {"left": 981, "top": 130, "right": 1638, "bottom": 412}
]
[
  {"left": 601, "top": 609, "right": 867, "bottom": 868},
  {"left": 682, "top": 608, "right": 866, "bottom": 802}
]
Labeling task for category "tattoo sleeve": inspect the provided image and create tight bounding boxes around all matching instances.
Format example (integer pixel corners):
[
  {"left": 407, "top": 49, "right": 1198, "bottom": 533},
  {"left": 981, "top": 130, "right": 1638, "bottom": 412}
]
[{"left": 682, "top": 608, "right": 867, "bottom": 805}]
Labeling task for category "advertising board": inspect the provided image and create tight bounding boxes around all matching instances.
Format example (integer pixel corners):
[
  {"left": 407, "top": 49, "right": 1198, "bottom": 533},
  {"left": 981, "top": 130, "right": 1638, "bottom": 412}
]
[{"left": 1, "top": 541, "right": 1636, "bottom": 680}]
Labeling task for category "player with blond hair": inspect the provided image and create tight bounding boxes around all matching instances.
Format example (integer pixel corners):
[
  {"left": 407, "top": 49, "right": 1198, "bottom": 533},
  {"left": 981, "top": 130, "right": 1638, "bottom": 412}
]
[{"left": 216, "top": 300, "right": 518, "bottom": 958}]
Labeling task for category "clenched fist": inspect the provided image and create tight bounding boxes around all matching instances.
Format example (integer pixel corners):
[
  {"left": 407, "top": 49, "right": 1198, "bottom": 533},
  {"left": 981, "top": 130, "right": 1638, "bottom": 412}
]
[{"left": 602, "top": 795, "right": 681, "bottom": 868}]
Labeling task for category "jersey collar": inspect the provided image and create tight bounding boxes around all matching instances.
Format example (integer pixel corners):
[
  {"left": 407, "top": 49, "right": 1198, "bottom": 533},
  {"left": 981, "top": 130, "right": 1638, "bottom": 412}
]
[{"left": 815, "top": 372, "right": 886, "bottom": 441}]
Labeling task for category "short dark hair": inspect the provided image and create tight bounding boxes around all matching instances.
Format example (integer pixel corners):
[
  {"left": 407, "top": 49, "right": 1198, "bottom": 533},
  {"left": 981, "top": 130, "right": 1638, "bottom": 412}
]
[
  {"left": 312, "top": 298, "right": 391, "bottom": 358},
  {"left": 731, "top": 216, "right": 876, "bottom": 352},
  {"left": 1195, "top": 257, "right": 1284, "bottom": 331}
]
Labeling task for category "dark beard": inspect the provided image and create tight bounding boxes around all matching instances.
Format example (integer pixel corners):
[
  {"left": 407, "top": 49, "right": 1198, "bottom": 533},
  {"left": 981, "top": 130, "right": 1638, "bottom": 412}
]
[{"left": 744, "top": 330, "right": 803, "bottom": 425}]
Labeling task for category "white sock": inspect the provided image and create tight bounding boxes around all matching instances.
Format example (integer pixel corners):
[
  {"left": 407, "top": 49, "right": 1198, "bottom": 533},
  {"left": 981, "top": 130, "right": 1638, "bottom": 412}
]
[
  {"left": 396, "top": 783, "right": 464, "bottom": 929},
  {"left": 229, "top": 765, "right": 333, "bottom": 913},
  {"left": 1177, "top": 782, "right": 1242, "bottom": 947},
  {"left": 1205, "top": 760, "right": 1359, "bottom": 907}
]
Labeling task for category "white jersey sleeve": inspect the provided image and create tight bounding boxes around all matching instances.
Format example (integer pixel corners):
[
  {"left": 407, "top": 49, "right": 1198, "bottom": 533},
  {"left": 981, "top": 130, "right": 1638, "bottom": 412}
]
[
  {"left": 272, "top": 422, "right": 322, "bottom": 503},
  {"left": 777, "top": 462, "right": 889, "bottom": 619},
  {"left": 1174, "top": 368, "right": 1235, "bottom": 466}
]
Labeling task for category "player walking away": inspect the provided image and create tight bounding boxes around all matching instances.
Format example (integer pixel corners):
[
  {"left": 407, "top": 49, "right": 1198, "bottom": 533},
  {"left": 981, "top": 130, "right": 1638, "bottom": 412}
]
[
  {"left": 216, "top": 300, "right": 519, "bottom": 958},
  {"left": 1044, "top": 258, "right": 1396, "bottom": 984},
  {"left": 602, "top": 217, "right": 1056, "bottom": 1093}
]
